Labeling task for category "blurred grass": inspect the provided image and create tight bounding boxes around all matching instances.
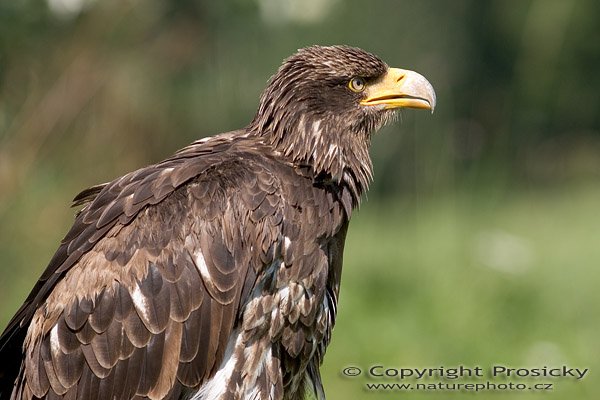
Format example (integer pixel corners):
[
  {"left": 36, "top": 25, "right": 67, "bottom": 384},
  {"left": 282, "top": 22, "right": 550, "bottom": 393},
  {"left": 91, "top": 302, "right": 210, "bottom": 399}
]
[{"left": 321, "top": 183, "right": 599, "bottom": 399}]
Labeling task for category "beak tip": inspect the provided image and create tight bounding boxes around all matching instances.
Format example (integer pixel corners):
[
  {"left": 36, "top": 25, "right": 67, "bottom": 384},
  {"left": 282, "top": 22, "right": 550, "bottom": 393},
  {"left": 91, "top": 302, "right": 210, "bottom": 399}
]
[{"left": 426, "top": 81, "right": 437, "bottom": 114}]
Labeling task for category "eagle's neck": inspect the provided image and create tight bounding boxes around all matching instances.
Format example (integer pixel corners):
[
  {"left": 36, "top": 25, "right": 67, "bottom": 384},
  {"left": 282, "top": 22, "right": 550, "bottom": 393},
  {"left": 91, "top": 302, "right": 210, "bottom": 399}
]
[{"left": 247, "top": 114, "right": 373, "bottom": 205}]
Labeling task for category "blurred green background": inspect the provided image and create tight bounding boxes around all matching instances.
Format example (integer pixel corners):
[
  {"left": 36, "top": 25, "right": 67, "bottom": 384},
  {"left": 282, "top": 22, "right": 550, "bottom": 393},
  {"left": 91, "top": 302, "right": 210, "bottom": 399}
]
[{"left": 0, "top": 0, "right": 598, "bottom": 398}]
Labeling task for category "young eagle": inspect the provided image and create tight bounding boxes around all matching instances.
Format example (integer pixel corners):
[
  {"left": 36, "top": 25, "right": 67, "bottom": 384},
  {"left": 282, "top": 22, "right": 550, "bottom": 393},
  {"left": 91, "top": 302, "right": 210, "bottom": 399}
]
[{"left": 0, "top": 46, "right": 435, "bottom": 400}]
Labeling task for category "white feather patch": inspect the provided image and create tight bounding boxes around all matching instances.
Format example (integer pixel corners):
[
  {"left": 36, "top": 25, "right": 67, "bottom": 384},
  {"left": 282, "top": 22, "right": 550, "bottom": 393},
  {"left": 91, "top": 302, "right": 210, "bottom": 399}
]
[
  {"left": 131, "top": 283, "right": 151, "bottom": 323},
  {"left": 159, "top": 167, "right": 175, "bottom": 176},
  {"left": 312, "top": 119, "right": 321, "bottom": 135},
  {"left": 49, "top": 324, "right": 61, "bottom": 361},
  {"left": 243, "top": 346, "right": 272, "bottom": 399},
  {"left": 195, "top": 251, "right": 210, "bottom": 282},
  {"left": 191, "top": 329, "right": 242, "bottom": 400}
]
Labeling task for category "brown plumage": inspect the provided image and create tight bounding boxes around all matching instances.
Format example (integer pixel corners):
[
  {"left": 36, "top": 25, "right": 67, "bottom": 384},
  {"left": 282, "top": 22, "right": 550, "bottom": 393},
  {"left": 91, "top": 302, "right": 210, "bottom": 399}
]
[{"left": 0, "top": 45, "right": 435, "bottom": 400}]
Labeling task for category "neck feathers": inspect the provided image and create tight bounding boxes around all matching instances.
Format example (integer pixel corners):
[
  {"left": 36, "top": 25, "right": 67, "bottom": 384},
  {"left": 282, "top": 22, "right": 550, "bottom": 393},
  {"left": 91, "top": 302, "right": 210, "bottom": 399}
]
[{"left": 248, "top": 113, "right": 373, "bottom": 205}]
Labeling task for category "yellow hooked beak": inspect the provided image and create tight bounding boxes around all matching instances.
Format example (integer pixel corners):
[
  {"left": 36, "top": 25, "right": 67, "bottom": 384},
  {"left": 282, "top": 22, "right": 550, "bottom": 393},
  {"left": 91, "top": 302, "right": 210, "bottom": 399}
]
[{"left": 360, "top": 68, "right": 436, "bottom": 112}]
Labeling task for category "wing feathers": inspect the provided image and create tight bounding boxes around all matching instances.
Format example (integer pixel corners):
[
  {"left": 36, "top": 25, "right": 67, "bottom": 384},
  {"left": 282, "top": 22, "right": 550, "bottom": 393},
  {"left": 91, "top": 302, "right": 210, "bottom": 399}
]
[
  {"left": 114, "top": 284, "right": 134, "bottom": 322},
  {"left": 136, "top": 329, "right": 165, "bottom": 396},
  {"left": 80, "top": 345, "right": 111, "bottom": 379},
  {"left": 95, "top": 367, "right": 116, "bottom": 400},
  {"left": 110, "top": 357, "right": 130, "bottom": 400},
  {"left": 42, "top": 356, "right": 68, "bottom": 395},
  {"left": 119, "top": 350, "right": 142, "bottom": 400},
  {"left": 89, "top": 320, "right": 121, "bottom": 369},
  {"left": 56, "top": 317, "right": 80, "bottom": 354},
  {"left": 122, "top": 305, "right": 152, "bottom": 348},
  {"left": 51, "top": 326, "right": 84, "bottom": 389},
  {"left": 74, "top": 322, "right": 95, "bottom": 345},
  {"left": 133, "top": 264, "right": 170, "bottom": 335},
  {"left": 25, "top": 343, "right": 50, "bottom": 398},
  {"left": 4, "top": 136, "right": 349, "bottom": 399},
  {"left": 148, "top": 319, "right": 182, "bottom": 399},
  {"left": 178, "top": 307, "right": 201, "bottom": 363},
  {"left": 169, "top": 274, "right": 193, "bottom": 323},
  {"left": 177, "top": 301, "right": 211, "bottom": 387},
  {"left": 88, "top": 288, "right": 115, "bottom": 333},
  {"left": 64, "top": 299, "right": 90, "bottom": 332},
  {"left": 77, "top": 364, "right": 100, "bottom": 400},
  {"left": 22, "top": 225, "right": 254, "bottom": 399}
]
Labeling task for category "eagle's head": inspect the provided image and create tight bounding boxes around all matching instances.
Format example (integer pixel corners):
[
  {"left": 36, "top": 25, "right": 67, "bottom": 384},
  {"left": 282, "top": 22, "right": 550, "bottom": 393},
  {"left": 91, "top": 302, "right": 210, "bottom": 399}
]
[{"left": 250, "top": 45, "right": 436, "bottom": 195}]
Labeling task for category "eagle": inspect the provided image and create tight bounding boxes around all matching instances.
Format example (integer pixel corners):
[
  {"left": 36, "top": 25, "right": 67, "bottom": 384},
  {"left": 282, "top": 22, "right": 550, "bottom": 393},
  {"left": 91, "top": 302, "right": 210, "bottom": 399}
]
[{"left": 0, "top": 45, "right": 435, "bottom": 400}]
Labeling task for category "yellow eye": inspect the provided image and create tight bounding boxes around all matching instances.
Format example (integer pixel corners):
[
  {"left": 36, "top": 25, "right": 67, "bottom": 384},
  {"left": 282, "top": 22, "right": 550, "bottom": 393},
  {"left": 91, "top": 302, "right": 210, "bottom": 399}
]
[{"left": 348, "top": 77, "right": 366, "bottom": 92}]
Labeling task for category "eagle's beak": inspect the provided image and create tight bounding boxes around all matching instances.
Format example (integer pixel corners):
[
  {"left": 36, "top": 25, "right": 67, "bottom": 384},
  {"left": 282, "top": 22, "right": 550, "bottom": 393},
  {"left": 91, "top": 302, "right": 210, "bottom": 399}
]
[{"left": 360, "top": 68, "right": 436, "bottom": 112}]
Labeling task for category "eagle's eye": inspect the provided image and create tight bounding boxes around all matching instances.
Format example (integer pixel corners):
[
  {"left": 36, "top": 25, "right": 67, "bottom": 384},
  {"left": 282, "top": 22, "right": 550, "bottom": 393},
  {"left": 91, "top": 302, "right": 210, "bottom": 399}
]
[{"left": 348, "top": 77, "right": 366, "bottom": 93}]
